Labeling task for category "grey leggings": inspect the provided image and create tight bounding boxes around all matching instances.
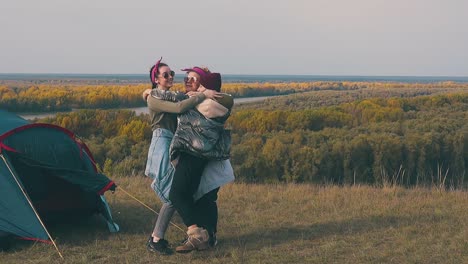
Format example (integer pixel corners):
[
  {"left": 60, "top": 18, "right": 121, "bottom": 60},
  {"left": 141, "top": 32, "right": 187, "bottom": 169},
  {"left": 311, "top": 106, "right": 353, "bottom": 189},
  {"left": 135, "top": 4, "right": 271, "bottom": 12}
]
[{"left": 152, "top": 203, "right": 176, "bottom": 239}]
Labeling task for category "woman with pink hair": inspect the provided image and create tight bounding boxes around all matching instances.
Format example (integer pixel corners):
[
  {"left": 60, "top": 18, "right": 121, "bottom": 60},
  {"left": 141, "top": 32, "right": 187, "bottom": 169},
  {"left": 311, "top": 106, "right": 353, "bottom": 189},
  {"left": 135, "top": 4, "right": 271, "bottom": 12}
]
[{"left": 143, "top": 58, "right": 220, "bottom": 255}]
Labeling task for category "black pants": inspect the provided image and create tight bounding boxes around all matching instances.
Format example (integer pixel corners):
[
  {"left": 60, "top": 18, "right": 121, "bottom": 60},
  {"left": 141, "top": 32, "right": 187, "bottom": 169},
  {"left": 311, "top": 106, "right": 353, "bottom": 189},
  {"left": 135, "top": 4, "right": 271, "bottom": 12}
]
[
  {"left": 169, "top": 153, "right": 207, "bottom": 227},
  {"left": 194, "top": 188, "right": 219, "bottom": 235}
]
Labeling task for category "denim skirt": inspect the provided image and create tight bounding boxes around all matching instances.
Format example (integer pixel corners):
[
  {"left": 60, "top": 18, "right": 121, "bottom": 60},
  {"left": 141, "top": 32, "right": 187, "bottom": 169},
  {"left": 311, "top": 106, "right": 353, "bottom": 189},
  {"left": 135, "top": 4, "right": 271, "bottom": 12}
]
[{"left": 145, "top": 128, "right": 175, "bottom": 203}]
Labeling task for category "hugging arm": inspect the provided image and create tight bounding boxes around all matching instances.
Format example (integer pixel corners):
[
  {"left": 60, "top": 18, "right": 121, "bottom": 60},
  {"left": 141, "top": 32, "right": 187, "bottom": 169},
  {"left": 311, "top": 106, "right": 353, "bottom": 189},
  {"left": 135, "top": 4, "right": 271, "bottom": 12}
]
[{"left": 147, "top": 93, "right": 206, "bottom": 114}]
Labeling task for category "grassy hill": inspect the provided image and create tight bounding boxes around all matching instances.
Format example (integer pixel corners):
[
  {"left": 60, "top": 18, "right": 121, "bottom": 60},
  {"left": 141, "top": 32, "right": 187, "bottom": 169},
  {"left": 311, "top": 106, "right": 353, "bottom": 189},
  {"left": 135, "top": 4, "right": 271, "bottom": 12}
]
[{"left": 1, "top": 176, "right": 467, "bottom": 263}]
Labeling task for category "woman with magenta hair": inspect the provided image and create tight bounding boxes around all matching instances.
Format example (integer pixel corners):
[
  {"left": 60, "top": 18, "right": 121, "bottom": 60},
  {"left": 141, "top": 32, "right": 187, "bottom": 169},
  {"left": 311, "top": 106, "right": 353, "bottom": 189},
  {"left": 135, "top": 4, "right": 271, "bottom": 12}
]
[
  {"left": 168, "top": 66, "right": 234, "bottom": 253},
  {"left": 143, "top": 58, "right": 219, "bottom": 255}
]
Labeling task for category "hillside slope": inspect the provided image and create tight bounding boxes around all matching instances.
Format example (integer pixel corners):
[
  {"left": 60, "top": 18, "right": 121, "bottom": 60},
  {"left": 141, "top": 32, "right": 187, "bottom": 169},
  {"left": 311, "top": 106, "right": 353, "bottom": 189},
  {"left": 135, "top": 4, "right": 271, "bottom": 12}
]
[{"left": 1, "top": 177, "right": 467, "bottom": 263}]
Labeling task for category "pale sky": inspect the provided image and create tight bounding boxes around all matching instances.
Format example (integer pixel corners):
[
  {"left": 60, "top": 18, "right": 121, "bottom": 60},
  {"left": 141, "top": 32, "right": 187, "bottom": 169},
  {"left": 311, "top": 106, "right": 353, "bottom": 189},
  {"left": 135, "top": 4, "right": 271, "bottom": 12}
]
[{"left": 1, "top": 0, "right": 467, "bottom": 76}]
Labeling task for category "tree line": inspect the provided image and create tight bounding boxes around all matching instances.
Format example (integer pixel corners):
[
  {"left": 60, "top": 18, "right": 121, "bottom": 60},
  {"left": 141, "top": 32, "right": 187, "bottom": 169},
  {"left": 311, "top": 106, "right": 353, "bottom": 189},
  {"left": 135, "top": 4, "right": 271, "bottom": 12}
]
[
  {"left": 229, "top": 92, "right": 468, "bottom": 188},
  {"left": 5, "top": 81, "right": 468, "bottom": 112},
  {"left": 36, "top": 88, "right": 468, "bottom": 189}
]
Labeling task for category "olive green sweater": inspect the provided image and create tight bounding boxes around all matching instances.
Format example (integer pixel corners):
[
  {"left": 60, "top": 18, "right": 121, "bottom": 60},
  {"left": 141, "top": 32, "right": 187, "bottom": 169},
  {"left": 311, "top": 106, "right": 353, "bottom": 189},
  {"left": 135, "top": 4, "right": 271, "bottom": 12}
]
[{"left": 146, "top": 91, "right": 206, "bottom": 133}]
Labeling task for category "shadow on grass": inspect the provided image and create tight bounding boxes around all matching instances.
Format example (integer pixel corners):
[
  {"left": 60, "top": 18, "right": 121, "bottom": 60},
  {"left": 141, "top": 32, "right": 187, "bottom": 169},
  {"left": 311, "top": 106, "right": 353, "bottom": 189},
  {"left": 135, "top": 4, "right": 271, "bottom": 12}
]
[{"left": 222, "top": 214, "right": 439, "bottom": 250}]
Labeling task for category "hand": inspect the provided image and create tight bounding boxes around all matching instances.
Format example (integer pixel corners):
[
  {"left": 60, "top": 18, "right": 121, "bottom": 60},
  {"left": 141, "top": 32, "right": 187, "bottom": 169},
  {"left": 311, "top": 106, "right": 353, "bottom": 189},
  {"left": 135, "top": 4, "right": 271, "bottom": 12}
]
[
  {"left": 203, "top": 89, "right": 222, "bottom": 100},
  {"left": 142, "top": 89, "right": 152, "bottom": 101},
  {"left": 186, "top": 91, "right": 200, "bottom": 97}
]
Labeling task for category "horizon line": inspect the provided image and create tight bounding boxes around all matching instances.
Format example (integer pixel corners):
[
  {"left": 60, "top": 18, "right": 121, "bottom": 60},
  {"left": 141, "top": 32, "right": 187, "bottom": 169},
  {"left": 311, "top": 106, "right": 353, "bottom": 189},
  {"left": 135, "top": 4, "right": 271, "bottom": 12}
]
[{"left": 1, "top": 73, "right": 468, "bottom": 78}]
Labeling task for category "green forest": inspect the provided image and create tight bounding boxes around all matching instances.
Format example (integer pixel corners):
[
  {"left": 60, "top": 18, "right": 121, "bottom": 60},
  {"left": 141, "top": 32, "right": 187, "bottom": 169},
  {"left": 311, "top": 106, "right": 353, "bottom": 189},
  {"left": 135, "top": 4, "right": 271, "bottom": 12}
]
[{"left": 29, "top": 81, "right": 468, "bottom": 189}]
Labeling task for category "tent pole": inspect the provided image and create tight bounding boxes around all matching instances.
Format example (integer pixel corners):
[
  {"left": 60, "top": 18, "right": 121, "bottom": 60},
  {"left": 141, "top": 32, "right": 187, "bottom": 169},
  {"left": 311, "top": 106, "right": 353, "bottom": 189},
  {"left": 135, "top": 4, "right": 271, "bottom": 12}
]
[{"left": 0, "top": 154, "right": 64, "bottom": 259}]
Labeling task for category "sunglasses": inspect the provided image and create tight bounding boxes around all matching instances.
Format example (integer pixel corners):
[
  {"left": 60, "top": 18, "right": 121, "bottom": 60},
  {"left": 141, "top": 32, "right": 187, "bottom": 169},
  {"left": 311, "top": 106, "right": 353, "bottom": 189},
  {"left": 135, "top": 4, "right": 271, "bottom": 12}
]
[
  {"left": 159, "top": 71, "right": 175, "bottom": 79},
  {"left": 184, "top": 76, "right": 198, "bottom": 83}
]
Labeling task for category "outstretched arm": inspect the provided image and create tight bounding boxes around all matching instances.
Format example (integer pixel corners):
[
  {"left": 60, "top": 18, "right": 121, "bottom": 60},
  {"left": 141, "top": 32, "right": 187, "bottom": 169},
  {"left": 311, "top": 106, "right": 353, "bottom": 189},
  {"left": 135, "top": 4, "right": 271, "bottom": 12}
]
[{"left": 147, "top": 92, "right": 206, "bottom": 114}]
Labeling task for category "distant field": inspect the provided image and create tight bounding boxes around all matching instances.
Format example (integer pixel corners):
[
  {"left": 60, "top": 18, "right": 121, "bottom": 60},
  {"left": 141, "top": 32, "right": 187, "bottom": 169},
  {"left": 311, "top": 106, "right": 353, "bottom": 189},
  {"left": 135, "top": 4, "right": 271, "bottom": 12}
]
[{"left": 1, "top": 177, "right": 467, "bottom": 263}]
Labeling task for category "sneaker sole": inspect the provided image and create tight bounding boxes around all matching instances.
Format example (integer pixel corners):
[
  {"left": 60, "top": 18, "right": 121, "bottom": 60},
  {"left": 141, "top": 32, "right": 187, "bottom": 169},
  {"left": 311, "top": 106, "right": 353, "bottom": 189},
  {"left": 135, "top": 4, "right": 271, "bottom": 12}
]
[
  {"left": 147, "top": 244, "right": 173, "bottom": 255},
  {"left": 147, "top": 248, "right": 173, "bottom": 255}
]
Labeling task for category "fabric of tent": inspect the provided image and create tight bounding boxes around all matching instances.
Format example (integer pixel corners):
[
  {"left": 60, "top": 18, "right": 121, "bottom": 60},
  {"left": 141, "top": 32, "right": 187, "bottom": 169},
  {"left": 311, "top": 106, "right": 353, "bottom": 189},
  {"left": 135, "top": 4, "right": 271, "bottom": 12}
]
[{"left": 0, "top": 110, "right": 119, "bottom": 244}]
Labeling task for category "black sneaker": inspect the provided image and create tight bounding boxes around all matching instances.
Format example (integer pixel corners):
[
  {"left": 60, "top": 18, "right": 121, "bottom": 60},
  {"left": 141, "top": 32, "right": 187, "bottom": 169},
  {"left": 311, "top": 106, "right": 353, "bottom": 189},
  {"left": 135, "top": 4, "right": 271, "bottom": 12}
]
[{"left": 147, "top": 237, "right": 173, "bottom": 255}]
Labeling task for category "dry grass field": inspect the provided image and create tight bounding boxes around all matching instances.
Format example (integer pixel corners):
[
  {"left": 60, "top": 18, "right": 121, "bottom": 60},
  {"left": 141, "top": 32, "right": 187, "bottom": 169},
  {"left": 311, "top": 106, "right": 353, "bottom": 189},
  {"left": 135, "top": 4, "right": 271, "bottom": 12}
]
[{"left": 1, "top": 176, "right": 467, "bottom": 263}]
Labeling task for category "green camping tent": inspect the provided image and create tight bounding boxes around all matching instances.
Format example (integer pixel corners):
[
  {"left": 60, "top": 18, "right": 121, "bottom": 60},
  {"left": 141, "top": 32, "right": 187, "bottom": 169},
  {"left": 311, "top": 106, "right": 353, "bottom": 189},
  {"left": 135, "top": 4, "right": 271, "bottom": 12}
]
[{"left": 0, "top": 110, "right": 118, "bottom": 246}]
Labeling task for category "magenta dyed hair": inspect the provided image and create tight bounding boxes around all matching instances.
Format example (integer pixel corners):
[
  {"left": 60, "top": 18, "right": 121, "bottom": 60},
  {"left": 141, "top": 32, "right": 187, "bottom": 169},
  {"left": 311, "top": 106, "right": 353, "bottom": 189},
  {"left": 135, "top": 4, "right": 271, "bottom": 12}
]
[
  {"left": 150, "top": 57, "right": 163, "bottom": 84},
  {"left": 181, "top": 66, "right": 222, "bottom": 92}
]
